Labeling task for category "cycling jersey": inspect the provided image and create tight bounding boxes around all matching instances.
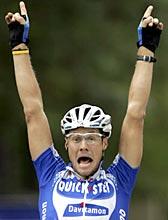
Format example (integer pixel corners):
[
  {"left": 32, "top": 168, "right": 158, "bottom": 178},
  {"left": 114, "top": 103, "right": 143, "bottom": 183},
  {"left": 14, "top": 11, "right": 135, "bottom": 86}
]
[{"left": 33, "top": 145, "right": 139, "bottom": 220}]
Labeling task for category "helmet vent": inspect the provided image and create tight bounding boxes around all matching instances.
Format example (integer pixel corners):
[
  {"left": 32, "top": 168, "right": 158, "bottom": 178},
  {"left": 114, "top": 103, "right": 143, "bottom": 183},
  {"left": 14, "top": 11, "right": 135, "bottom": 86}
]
[
  {"left": 89, "top": 110, "right": 101, "bottom": 121},
  {"left": 94, "top": 110, "right": 101, "bottom": 116},
  {"left": 66, "top": 113, "right": 72, "bottom": 123},
  {"left": 61, "top": 104, "right": 112, "bottom": 138},
  {"left": 75, "top": 108, "right": 80, "bottom": 119},
  {"left": 90, "top": 116, "right": 99, "bottom": 121},
  {"left": 83, "top": 107, "right": 91, "bottom": 119}
]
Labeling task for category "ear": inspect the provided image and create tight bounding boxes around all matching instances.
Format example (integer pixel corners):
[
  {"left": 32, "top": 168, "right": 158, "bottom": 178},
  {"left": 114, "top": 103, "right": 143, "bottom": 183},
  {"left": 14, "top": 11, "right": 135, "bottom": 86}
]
[
  {"left": 102, "top": 137, "right": 108, "bottom": 151},
  {"left": 65, "top": 138, "right": 69, "bottom": 150}
]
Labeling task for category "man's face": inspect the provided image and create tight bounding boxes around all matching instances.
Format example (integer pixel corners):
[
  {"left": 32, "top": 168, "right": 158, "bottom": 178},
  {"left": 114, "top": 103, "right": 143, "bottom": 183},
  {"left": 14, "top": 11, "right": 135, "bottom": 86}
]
[{"left": 65, "top": 127, "right": 108, "bottom": 178}]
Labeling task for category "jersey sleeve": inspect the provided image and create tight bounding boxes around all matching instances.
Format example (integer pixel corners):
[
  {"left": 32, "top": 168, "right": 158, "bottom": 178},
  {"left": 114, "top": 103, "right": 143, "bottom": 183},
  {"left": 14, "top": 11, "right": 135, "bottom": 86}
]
[
  {"left": 107, "top": 154, "right": 139, "bottom": 194},
  {"left": 33, "top": 145, "right": 66, "bottom": 187}
]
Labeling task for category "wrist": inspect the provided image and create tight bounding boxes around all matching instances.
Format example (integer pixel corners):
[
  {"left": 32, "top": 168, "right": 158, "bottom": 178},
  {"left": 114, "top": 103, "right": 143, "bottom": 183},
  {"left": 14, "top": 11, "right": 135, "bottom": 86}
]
[
  {"left": 137, "top": 46, "right": 154, "bottom": 56},
  {"left": 12, "top": 43, "right": 29, "bottom": 51},
  {"left": 137, "top": 55, "right": 156, "bottom": 63}
]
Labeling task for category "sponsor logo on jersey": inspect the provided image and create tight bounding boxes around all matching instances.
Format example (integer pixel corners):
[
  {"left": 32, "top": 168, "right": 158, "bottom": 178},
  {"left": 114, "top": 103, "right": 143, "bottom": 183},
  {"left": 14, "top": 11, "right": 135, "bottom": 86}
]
[
  {"left": 63, "top": 203, "right": 108, "bottom": 217},
  {"left": 56, "top": 179, "right": 114, "bottom": 199},
  {"left": 41, "top": 201, "right": 47, "bottom": 220}
]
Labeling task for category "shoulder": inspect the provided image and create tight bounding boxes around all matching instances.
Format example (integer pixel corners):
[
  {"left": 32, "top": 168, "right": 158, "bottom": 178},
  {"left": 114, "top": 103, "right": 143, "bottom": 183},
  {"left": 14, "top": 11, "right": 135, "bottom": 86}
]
[
  {"left": 106, "top": 154, "right": 139, "bottom": 193},
  {"left": 33, "top": 145, "right": 66, "bottom": 186}
]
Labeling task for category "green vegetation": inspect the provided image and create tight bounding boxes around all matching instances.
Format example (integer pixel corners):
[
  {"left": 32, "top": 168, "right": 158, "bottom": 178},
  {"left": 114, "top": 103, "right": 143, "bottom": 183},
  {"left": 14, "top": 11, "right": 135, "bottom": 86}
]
[{"left": 0, "top": 0, "right": 168, "bottom": 205}]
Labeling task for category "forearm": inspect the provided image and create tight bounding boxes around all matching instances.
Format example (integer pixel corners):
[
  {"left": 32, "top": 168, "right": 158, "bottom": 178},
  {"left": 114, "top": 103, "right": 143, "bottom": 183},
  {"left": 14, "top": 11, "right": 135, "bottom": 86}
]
[
  {"left": 119, "top": 6, "right": 163, "bottom": 167},
  {"left": 6, "top": 3, "right": 53, "bottom": 160},
  {"left": 119, "top": 47, "right": 155, "bottom": 166},
  {"left": 127, "top": 46, "right": 154, "bottom": 118},
  {"left": 12, "top": 44, "right": 43, "bottom": 115}
]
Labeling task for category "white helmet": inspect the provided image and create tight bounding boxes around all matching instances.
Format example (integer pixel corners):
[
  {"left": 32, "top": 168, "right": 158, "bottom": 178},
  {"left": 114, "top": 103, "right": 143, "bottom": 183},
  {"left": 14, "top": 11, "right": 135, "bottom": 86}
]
[{"left": 61, "top": 104, "right": 112, "bottom": 138}]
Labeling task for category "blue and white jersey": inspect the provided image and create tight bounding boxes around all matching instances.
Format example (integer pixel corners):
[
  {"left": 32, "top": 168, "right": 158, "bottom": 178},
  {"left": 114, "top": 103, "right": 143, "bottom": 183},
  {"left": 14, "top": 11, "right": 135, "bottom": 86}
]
[{"left": 33, "top": 146, "right": 139, "bottom": 220}]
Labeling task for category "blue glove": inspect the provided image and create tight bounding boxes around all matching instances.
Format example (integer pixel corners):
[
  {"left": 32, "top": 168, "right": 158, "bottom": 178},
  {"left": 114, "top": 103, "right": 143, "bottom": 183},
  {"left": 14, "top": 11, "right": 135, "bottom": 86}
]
[
  {"left": 137, "top": 22, "right": 162, "bottom": 53},
  {"left": 8, "top": 14, "right": 30, "bottom": 49}
]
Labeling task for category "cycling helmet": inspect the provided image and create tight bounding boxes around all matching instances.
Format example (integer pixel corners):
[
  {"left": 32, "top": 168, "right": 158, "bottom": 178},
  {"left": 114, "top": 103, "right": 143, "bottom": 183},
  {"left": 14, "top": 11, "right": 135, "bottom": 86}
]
[{"left": 61, "top": 104, "right": 112, "bottom": 138}]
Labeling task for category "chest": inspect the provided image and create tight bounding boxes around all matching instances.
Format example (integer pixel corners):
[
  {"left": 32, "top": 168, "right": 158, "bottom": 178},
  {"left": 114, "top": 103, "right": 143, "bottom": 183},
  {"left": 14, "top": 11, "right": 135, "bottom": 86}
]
[{"left": 52, "top": 177, "right": 117, "bottom": 219}]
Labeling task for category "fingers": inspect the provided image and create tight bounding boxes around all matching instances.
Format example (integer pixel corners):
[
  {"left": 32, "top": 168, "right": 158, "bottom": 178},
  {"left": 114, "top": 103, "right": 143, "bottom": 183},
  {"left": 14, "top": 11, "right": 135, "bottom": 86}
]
[
  {"left": 153, "top": 19, "right": 164, "bottom": 30},
  {"left": 158, "top": 22, "right": 164, "bottom": 30},
  {"left": 140, "top": 5, "right": 164, "bottom": 30},
  {"left": 5, "top": 12, "right": 14, "bottom": 24},
  {"left": 5, "top": 12, "right": 26, "bottom": 25},
  {"left": 142, "top": 16, "right": 153, "bottom": 27},
  {"left": 143, "top": 5, "right": 153, "bottom": 18},
  {"left": 140, "top": 5, "right": 154, "bottom": 28},
  {"left": 19, "top": 1, "right": 27, "bottom": 16},
  {"left": 14, "top": 12, "right": 26, "bottom": 24},
  {"left": 148, "top": 17, "right": 159, "bottom": 27},
  {"left": 5, "top": 1, "right": 27, "bottom": 25},
  {"left": 143, "top": 17, "right": 163, "bottom": 29}
]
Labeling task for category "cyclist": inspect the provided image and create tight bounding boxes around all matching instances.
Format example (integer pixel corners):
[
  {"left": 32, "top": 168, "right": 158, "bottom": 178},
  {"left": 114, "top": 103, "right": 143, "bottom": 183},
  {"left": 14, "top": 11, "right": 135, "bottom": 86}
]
[{"left": 5, "top": 2, "right": 163, "bottom": 219}]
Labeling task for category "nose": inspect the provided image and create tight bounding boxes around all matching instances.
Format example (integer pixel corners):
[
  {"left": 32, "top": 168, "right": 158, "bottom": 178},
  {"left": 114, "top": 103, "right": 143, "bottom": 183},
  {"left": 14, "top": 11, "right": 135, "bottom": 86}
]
[{"left": 79, "top": 139, "right": 88, "bottom": 151}]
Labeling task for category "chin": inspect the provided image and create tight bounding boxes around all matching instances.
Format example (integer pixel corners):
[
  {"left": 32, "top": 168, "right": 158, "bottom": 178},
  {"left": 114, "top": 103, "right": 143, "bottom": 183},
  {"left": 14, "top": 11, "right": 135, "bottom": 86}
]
[
  {"left": 72, "top": 160, "right": 100, "bottom": 179},
  {"left": 77, "top": 167, "right": 97, "bottom": 179}
]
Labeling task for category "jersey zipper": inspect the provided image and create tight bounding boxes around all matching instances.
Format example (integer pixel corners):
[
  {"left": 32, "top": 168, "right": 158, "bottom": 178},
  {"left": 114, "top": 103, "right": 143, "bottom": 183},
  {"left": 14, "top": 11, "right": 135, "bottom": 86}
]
[{"left": 82, "top": 180, "right": 89, "bottom": 218}]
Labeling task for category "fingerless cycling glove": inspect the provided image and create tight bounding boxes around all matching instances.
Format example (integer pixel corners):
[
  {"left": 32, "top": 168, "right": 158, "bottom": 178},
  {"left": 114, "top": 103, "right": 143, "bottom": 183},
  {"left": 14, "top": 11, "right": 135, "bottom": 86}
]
[
  {"left": 8, "top": 15, "right": 30, "bottom": 49},
  {"left": 137, "top": 24, "right": 162, "bottom": 53}
]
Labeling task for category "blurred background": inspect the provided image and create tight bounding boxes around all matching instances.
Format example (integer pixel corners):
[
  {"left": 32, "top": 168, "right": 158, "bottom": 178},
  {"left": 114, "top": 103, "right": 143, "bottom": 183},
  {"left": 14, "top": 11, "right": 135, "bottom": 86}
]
[{"left": 0, "top": 0, "right": 168, "bottom": 219}]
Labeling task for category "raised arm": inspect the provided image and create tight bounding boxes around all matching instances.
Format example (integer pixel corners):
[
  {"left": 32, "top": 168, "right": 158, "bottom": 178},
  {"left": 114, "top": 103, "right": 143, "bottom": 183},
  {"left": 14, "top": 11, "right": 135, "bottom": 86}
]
[
  {"left": 5, "top": 2, "right": 53, "bottom": 160},
  {"left": 119, "top": 6, "right": 163, "bottom": 167}
]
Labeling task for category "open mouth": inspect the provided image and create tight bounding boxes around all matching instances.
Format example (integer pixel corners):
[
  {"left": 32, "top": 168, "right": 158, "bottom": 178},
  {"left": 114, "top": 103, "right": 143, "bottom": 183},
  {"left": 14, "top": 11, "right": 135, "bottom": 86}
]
[{"left": 77, "top": 156, "right": 93, "bottom": 164}]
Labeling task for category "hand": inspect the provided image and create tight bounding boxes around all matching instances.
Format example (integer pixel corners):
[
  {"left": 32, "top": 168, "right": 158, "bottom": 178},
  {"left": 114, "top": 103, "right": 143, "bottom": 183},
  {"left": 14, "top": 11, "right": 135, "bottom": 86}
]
[
  {"left": 5, "top": 1, "right": 30, "bottom": 49},
  {"left": 140, "top": 5, "right": 163, "bottom": 29},
  {"left": 137, "top": 5, "right": 163, "bottom": 53}
]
